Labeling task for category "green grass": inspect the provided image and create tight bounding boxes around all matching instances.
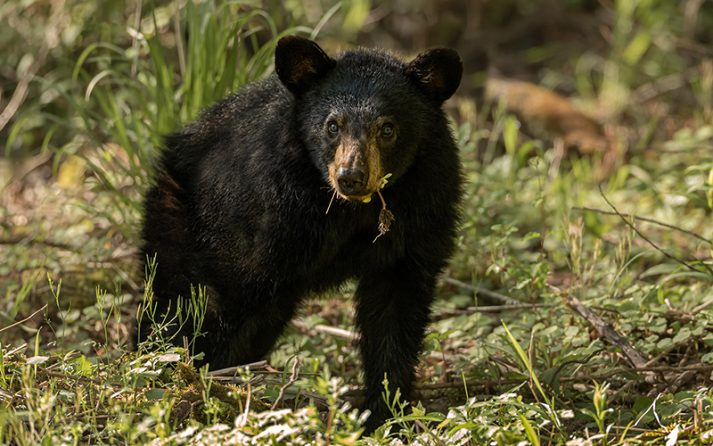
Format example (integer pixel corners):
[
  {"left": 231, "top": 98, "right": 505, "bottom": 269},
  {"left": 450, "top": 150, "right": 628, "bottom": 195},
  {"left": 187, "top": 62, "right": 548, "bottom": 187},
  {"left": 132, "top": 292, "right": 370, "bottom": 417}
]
[{"left": 2, "top": 0, "right": 713, "bottom": 444}]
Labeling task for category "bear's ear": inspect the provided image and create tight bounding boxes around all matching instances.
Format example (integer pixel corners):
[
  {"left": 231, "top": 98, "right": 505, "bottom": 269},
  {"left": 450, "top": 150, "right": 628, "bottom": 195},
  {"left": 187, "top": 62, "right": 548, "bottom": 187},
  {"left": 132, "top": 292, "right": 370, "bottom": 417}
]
[
  {"left": 405, "top": 48, "right": 462, "bottom": 104},
  {"left": 275, "top": 36, "right": 336, "bottom": 95}
]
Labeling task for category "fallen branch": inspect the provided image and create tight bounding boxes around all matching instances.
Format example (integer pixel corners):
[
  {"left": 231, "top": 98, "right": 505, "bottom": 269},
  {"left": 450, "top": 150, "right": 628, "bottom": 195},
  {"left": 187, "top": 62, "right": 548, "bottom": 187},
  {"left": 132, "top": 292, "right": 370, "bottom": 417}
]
[{"left": 561, "top": 290, "right": 649, "bottom": 372}]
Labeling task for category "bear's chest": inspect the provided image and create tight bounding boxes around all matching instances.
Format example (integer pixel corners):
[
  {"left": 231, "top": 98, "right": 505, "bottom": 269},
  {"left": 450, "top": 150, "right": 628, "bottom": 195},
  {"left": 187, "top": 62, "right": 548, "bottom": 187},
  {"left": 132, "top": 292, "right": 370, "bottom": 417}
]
[{"left": 275, "top": 199, "right": 405, "bottom": 285}]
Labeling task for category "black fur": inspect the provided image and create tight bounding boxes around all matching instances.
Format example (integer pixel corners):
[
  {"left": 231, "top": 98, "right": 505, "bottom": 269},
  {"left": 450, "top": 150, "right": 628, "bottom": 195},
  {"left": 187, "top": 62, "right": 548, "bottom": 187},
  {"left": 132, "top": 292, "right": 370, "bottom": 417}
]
[{"left": 138, "top": 36, "right": 463, "bottom": 433}]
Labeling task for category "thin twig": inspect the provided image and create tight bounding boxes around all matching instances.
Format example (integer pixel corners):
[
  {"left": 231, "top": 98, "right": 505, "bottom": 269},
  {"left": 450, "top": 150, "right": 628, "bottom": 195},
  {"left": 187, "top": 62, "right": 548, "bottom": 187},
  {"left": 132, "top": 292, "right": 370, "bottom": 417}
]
[
  {"left": 292, "top": 319, "right": 357, "bottom": 341},
  {"left": 598, "top": 185, "right": 713, "bottom": 276},
  {"left": 1, "top": 152, "right": 53, "bottom": 196},
  {"left": 0, "top": 0, "right": 65, "bottom": 132},
  {"left": 172, "top": 0, "right": 186, "bottom": 78},
  {"left": 6, "top": 343, "right": 28, "bottom": 356},
  {"left": 206, "top": 360, "right": 268, "bottom": 377},
  {"left": 573, "top": 206, "right": 712, "bottom": 246},
  {"left": 325, "top": 190, "right": 337, "bottom": 215},
  {"left": 129, "top": 0, "right": 143, "bottom": 78},
  {"left": 0, "top": 304, "right": 48, "bottom": 333},
  {"left": 442, "top": 277, "right": 521, "bottom": 305},
  {"left": 271, "top": 357, "right": 300, "bottom": 410},
  {"left": 296, "top": 390, "right": 330, "bottom": 410},
  {"left": 293, "top": 319, "right": 450, "bottom": 361},
  {"left": 0, "top": 387, "right": 13, "bottom": 402},
  {"left": 692, "top": 298, "right": 713, "bottom": 314},
  {"left": 40, "top": 369, "right": 118, "bottom": 387},
  {"left": 211, "top": 370, "right": 318, "bottom": 382},
  {"left": 0, "top": 237, "right": 76, "bottom": 250},
  {"left": 433, "top": 304, "right": 555, "bottom": 320},
  {"left": 291, "top": 319, "right": 354, "bottom": 340},
  {"left": 548, "top": 347, "right": 607, "bottom": 384}
]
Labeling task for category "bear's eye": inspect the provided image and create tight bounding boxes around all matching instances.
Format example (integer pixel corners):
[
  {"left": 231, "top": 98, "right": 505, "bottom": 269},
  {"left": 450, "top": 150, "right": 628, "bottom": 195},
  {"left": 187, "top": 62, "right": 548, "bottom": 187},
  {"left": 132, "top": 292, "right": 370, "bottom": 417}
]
[
  {"left": 381, "top": 123, "right": 395, "bottom": 138},
  {"left": 327, "top": 121, "right": 339, "bottom": 136}
]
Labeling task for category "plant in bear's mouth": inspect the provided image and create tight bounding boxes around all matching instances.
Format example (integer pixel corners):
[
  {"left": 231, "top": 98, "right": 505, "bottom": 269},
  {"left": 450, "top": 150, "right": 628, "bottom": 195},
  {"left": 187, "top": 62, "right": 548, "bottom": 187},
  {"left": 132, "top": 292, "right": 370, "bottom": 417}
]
[
  {"left": 324, "top": 173, "right": 395, "bottom": 242},
  {"left": 372, "top": 173, "right": 394, "bottom": 242}
]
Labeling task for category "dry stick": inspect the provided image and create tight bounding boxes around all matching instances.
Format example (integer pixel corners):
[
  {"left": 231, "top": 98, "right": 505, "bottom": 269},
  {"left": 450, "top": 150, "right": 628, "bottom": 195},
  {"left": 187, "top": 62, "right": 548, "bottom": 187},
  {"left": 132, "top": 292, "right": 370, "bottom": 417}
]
[
  {"left": 0, "top": 387, "right": 13, "bottom": 402},
  {"left": 442, "top": 277, "right": 521, "bottom": 305},
  {"left": 0, "top": 53, "right": 46, "bottom": 133},
  {"left": 291, "top": 319, "right": 447, "bottom": 361},
  {"left": 412, "top": 379, "right": 522, "bottom": 392},
  {"left": 0, "top": 0, "right": 65, "bottom": 132},
  {"left": 572, "top": 206, "right": 712, "bottom": 246},
  {"left": 2, "top": 152, "right": 53, "bottom": 195},
  {"left": 211, "top": 370, "right": 318, "bottom": 383},
  {"left": 270, "top": 357, "right": 301, "bottom": 410},
  {"left": 435, "top": 303, "right": 555, "bottom": 318},
  {"left": 41, "top": 369, "right": 115, "bottom": 387},
  {"left": 598, "top": 185, "right": 713, "bottom": 276},
  {"left": 692, "top": 298, "right": 713, "bottom": 314},
  {"left": 206, "top": 360, "right": 268, "bottom": 377},
  {"left": 291, "top": 319, "right": 357, "bottom": 342},
  {"left": 0, "top": 236, "right": 75, "bottom": 250},
  {"left": 631, "top": 70, "right": 691, "bottom": 105},
  {"left": 129, "top": 0, "right": 143, "bottom": 78},
  {"left": 6, "top": 343, "right": 28, "bottom": 357},
  {"left": 0, "top": 304, "right": 48, "bottom": 333}
]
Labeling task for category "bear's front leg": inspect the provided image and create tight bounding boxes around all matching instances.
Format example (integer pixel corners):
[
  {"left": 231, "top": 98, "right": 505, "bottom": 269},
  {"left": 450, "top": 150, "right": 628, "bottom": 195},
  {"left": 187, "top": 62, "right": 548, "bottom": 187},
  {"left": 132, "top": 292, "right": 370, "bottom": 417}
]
[{"left": 355, "top": 259, "right": 438, "bottom": 434}]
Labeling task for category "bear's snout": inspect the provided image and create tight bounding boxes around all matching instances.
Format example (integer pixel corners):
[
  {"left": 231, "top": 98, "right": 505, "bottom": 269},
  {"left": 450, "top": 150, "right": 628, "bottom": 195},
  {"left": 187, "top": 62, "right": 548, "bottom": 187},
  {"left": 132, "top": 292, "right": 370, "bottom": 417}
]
[
  {"left": 336, "top": 166, "right": 367, "bottom": 196},
  {"left": 328, "top": 134, "right": 382, "bottom": 200}
]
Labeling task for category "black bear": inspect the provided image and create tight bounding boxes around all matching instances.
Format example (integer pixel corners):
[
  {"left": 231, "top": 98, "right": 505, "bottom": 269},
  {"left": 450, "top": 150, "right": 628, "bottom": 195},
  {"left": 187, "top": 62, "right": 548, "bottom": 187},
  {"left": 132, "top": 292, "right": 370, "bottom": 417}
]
[{"left": 138, "top": 35, "right": 462, "bottom": 433}]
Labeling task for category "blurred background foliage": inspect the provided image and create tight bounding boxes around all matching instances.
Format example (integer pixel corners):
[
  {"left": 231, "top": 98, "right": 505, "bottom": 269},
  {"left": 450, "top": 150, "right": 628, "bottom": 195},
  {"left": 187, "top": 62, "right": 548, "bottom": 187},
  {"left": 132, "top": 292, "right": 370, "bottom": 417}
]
[{"left": 3, "top": 0, "right": 713, "bottom": 160}]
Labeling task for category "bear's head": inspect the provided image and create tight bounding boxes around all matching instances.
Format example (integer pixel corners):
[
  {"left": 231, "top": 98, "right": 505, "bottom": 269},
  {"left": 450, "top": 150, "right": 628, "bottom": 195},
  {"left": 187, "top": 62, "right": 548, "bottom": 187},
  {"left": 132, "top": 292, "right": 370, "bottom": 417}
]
[{"left": 275, "top": 36, "right": 462, "bottom": 203}]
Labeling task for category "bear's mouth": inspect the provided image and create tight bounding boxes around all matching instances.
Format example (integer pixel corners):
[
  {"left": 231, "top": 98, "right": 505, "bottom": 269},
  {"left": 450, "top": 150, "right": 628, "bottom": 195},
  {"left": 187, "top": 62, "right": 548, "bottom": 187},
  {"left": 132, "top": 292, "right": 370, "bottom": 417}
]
[
  {"left": 327, "top": 166, "right": 379, "bottom": 204},
  {"left": 341, "top": 191, "right": 376, "bottom": 203},
  {"left": 328, "top": 172, "right": 393, "bottom": 204}
]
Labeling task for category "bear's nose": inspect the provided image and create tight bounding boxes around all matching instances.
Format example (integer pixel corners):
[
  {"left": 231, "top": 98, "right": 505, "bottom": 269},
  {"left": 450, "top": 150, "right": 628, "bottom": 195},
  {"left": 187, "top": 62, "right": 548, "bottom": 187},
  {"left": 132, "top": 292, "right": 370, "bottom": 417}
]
[{"left": 336, "top": 167, "right": 367, "bottom": 195}]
